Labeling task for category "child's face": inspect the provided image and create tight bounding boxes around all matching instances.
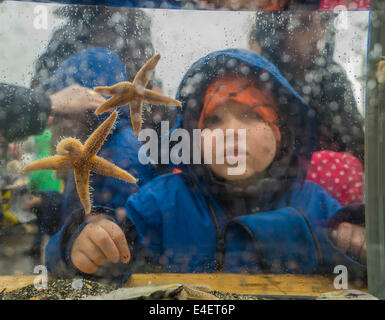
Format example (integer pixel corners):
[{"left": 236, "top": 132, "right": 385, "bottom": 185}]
[{"left": 201, "top": 99, "right": 277, "bottom": 181}]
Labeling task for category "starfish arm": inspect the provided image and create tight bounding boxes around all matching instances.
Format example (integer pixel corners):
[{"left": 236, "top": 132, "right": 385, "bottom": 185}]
[
  {"left": 94, "top": 82, "right": 136, "bottom": 115},
  {"left": 143, "top": 89, "right": 182, "bottom": 106},
  {"left": 133, "top": 54, "right": 161, "bottom": 90},
  {"left": 83, "top": 111, "right": 118, "bottom": 159},
  {"left": 95, "top": 94, "right": 130, "bottom": 115},
  {"left": 129, "top": 98, "right": 143, "bottom": 135},
  {"left": 22, "top": 155, "right": 73, "bottom": 173},
  {"left": 93, "top": 82, "right": 132, "bottom": 96},
  {"left": 74, "top": 167, "right": 91, "bottom": 214},
  {"left": 89, "top": 156, "right": 137, "bottom": 183}
]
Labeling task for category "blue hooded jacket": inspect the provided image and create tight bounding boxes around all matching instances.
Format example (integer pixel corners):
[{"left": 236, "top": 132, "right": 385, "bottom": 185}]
[
  {"left": 38, "top": 47, "right": 157, "bottom": 234},
  {"left": 46, "top": 49, "right": 366, "bottom": 285}
]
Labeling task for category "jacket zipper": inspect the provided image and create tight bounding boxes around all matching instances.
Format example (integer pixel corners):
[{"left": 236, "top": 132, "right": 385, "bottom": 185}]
[{"left": 206, "top": 198, "right": 226, "bottom": 271}]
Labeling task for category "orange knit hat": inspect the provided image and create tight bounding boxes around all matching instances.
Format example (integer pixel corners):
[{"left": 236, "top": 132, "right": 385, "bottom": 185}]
[{"left": 198, "top": 75, "right": 281, "bottom": 143}]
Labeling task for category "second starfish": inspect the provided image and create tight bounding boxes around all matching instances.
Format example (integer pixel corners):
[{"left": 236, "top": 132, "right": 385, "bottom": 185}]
[
  {"left": 23, "top": 112, "right": 136, "bottom": 214},
  {"left": 93, "top": 54, "right": 182, "bottom": 135}
]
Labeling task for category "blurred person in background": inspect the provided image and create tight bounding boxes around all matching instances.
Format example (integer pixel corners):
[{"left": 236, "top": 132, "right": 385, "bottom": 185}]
[
  {"left": 249, "top": 11, "right": 365, "bottom": 207},
  {"left": 22, "top": 6, "right": 159, "bottom": 260},
  {"left": 0, "top": 82, "right": 104, "bottom": 229},
  {"left": 249, "top": 11, "right": 364, "bottom": 161}
]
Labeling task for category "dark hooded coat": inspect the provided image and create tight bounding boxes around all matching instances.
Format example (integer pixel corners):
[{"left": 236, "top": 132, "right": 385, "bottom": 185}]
[{"left": 250, "top": 11, "right": 365, "bottom": 162}]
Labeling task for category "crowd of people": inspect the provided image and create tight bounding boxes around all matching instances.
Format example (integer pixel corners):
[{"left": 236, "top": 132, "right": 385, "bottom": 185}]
[{"left": 0, "top": 1, "right": 369, "bottom": 286}]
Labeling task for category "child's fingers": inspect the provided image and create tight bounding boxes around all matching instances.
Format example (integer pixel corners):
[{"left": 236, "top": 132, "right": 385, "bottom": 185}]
[
  {"left": 350, "top": 226, "right": 366, "bottom": 250},
  {"left": 22, "top": 196, "right": 41, "bottom": 211},
  {"left": 360, "top": 241, "right": 367, "bottom": 264},
  {"left": 333, "top": 222, "right": 354, "bottom": 252},
  {"left": 349, "top": 225, "right": 366, "bottom": 262},
  {"left": 79, "top": 238, "right": 107, "bottom": 267},
  {"left": 71, "top": 250, "right": 99, "bottom": 274},
  {"left": 87, "top": 224, "right": 121, "bottom": 263},
  {"left": 98, "top": 219, "right": 131, "bottom": 264},
  {"left": 331, "top": 222, "right": 367, "bottom": 263}
]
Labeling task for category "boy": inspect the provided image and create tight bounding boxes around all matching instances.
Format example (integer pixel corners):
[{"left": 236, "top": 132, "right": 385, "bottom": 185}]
[{"left": 46, "top": 49, "right": 366, "bottom": 284}]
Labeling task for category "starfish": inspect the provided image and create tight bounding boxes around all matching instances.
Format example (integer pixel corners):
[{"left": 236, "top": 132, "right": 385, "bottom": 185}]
[
  {"left": 22, "top": 112, "right": 136, "bottom": 214},
  {"left": 93, "top": 54, "right": 182, "bottom": 135}
]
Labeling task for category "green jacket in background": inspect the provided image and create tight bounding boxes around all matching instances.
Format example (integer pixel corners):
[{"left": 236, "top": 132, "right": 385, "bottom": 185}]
[{"left": 29, "top": 129, "right": 61, "bottom": 192}]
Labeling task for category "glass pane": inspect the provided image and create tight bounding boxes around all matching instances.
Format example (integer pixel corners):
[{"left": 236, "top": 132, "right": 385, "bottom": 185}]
[{"left": 0, "top": 0, "right": 378, "bottom": 300}]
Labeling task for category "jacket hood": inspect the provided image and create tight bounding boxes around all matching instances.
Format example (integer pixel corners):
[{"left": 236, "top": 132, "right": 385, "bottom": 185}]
[
  {"left": 171, "top": 48, "right": 316, "bottom": 209},
  {"left": 174, "top": 48, "right": 316, "bottom": 162}
]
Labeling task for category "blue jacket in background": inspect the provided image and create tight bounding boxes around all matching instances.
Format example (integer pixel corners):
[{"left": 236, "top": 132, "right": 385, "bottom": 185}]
[
  {"left": 46, "top": 49, "right": 366, "bottom": 285},
  {"left": 39, "top": 47, "right": 157, "bottom": 234}
]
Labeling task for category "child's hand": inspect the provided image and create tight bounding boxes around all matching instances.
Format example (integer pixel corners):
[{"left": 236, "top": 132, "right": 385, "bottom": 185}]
[
  {"left": 22, "top": 196, "right": 42, "bottom": 211},
  {"left": 330, "top": 222, "right": 366, "bottom": 264},
  {"left": 70, "top": 216, "right": 131, "bottom": 274}
]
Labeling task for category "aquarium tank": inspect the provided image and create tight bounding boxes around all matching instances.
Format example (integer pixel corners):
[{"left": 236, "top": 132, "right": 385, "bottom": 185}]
[{"left": 0, "top": 0, "right": 384, "bottom": 302}]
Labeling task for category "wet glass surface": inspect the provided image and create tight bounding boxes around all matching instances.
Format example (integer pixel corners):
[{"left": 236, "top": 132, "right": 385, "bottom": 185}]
[{"left": 0, "top": 0, "right": 376, "bottom": 298}]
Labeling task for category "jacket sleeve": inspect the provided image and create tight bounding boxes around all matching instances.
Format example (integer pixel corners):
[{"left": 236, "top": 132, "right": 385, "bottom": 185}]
[
  {"left": 0, "top": 83, "right": 51, "bottom": 141},
  {"left": 38, "top": 191, "right": 64, "bottom": 236},
  {"left": 122, "top": 182, "right": 164, "bottom": 272},
  {"left": 225, "top": 207, "right": 321, "bottom": 274},
  {"left": 225, "top": 203, "right": 367, "bottom": 280}
]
